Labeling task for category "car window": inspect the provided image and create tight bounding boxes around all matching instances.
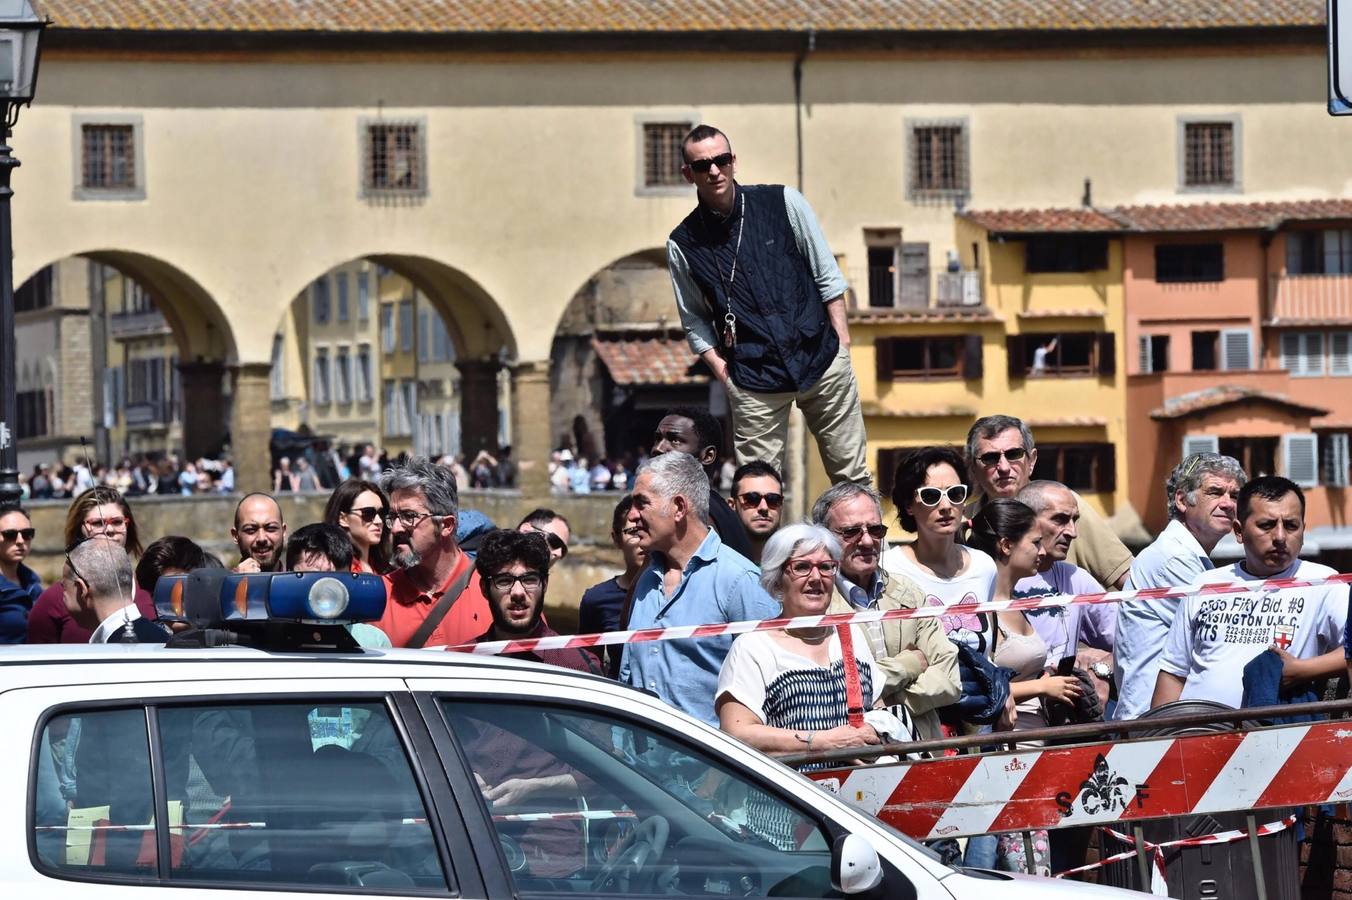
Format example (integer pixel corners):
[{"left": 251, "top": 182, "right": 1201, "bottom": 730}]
[
  {"left": 156, "top": 701, "right": 448, "bottom": 891},
  {"left": 33, "top": 708, "right": 157, "bottom": 877},
  {"left": 441, "top": 699, "right": 853, "bottom": 899}
]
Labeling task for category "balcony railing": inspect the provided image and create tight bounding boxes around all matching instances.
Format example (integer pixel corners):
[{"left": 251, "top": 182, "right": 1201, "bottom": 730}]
[
  {"left": 847, "top": 268, "right": 983, "bottom": 312},
  {"left": 1268, "top": 273, "right": 1352, "bottom": 323},
  {"left": 108, "top": 308, "right": 172, "bottom": 339},
  {"left": 936, "top": 271, "right": 982, "bottom": 307}
]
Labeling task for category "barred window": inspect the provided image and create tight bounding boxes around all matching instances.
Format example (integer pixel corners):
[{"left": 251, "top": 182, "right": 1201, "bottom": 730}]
[
  {"left": 365, "top": 122, "right": 424, "bottom": 194},
  {"left": 908, "top": 120, "right": 969, "bottom": 200},
  {"left": 642, "top": 122, "right": 687, "bottom": 187},
  {"left": 81, "top": 124, "right": 136, "bottom": 190},
  {"left": 1183, "top": 122, "right": 1235, "bottom": 188}
]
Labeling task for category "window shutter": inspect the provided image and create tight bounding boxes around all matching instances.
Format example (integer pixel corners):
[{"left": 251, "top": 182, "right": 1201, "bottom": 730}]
[
  {"left": 961, "top": 333, "right": 984, "bottom": 379},
  {"left": 1280, "top": 332, "right": 1300, "bottom": 372},
  {"left": 1006, "top": 335, "right": 1027, "bottom": 378},
  {"left": 1138, "top": 335, "right": 1153, "bottom": 374},
  {"left": 1331, "top": 333, "right": 1352, "bottom": 376},
  {"left": 1096, "top": 444, "right": 1117, "bottom": 493},
  {"left": 1323, "top": 433, "right": 1350, "bottom": 487},
  {"left": 1282, "top": 433, "right": 1319, "bottom": 487},
  {"left": 1182, "top": 434, "right": 1219, "bottom": 458},
  {"left": 1096, "top": 332, "right": 1117, "bottom": 376},
  {"left": 1220, "top": 329, "right": 1252, "bottom": 371},
  {"left": 877, "top": 447, "right": 907, "bottom": 501},
  {"left": 874, "top": 338, "right": 895, "bottom": 381}
]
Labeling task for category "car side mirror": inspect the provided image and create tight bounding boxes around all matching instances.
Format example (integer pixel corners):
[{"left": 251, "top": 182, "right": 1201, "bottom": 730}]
[{"left": 831, "top": 833, "right": 883, "bottom": 894}]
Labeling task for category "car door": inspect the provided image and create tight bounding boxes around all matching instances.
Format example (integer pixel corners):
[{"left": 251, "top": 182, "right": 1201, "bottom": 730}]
[
  {"left": 8, "top": 677, "right": 480, "bottom": 899},
  {"left": 405, "top": 676, "right": 954, "bottom": 900}
]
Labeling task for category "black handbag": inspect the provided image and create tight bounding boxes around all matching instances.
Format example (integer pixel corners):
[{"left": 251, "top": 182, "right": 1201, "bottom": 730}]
[{"left": 937, "top": 643, "right": 1017, "bottom": 728}]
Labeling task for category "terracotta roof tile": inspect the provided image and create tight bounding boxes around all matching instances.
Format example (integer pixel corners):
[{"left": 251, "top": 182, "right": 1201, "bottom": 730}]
[
  {"left": 862, "top": 402, "right": 976, "bottom": 419},
  {"left": 958, "top": 208, "right": 1127, "bottom": 234},
  {"left": 32, "top": 1, "right": 1326, "bottom": 34},
  {"left": 964, "top": 199, "right": 1352, "bottom": 235},
  {"left": 591, "top": 331, "right": 706, "bottom": 386},
  {"left": 1016, "top": 308, "right": 1104, "bottom": 318},
  {"left": 848, "top": 308, "right": 1002, "bottom": 324},
  {"left": 1149, "top": 385, "right": 1328, "bottom": 420}
]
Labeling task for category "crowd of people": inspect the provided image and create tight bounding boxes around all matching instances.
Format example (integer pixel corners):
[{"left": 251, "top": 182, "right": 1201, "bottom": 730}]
[
  {"left": 18, "top": 454, "right": 237, "bottom": 499},
  {"left": 2, "top": 124, "right": 1348, "bottom": 880}
]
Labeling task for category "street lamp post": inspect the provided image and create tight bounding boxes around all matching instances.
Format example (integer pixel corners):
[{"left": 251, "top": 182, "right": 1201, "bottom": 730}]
[{"left": 0, "top": 0, "right": 44, "bottom": 508}]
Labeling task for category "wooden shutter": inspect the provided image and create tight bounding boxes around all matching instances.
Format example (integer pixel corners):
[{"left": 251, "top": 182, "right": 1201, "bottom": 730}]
[
  {"left": 1006, "top": 335, "right": 1028, "bottom": 378},
  {"left": 1095, "top": 444, "right": 1117, "bottom": 493},
  {"left": 1096, "top": 332, "right": 1117, "bottom": 376},
  {"left": 961, "top": 333, "right": 984, "bottom": 379},
  {"left": 1282, "top": 433, "right": 1319, "bottom": 487},
  {"left": 877, "top": 447, "right": 907, "bottom": 501},
  {"left": 1138, "top": 335, "right": 1153, "bottom": 374},
  {"left": 898, "top": 243, "right": 930, "bottom": 309},
  {"left": 1330, "top": 333, "right": 1352, "bottom": 376},
  {"left": 1323, "top": 433, "right": 1350, "bottom": 487},
  {"left": 874, "top": 338, "right": 896, "bottom": 381},
  {"left": 1220, "top": 329, "right": 1252, "bottom": 371},
  {"left": 1182, "top": 434, "right": 1219, "bottom": 458}
]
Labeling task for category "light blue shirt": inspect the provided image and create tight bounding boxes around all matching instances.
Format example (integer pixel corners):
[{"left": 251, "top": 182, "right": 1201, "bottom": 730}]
[
  {"left": 621, "top": 528, "right": 780, "bottom": 725},
  {"left": 836, "top": 571, "right": 884, "bottom": 610},
  {"left": 1112, "top": 519, "right": 1214, "bottom": 719}
]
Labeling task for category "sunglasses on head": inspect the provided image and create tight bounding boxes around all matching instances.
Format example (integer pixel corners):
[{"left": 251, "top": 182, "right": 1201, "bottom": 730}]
[
  {"left": 687, "top": 152, "right": 733, "bottom": 174},
  {"left": 915, "top": 485, "right": 969, "bottom": 508},
  {"left": 975, "top": 447, "right": 1028, "bottom": 467},
  {"left": 1, "top": 527, "right": 35, "bottom": 542},
  {"left": 737, "top": 491, "right": 784, "bottom": 510},
  {"left": 347, "top": 506, "right": 387, "bottom": 524},
  {"left": 833, "top": 523, "right": 888, "bottom": 542}
]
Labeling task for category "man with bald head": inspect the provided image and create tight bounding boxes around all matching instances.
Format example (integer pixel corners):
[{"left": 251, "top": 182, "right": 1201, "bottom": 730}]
[
  {"left": 63, "top": 536, "right": 169, "bottom": 644},
  {"left": 231, "top": 492, "right": 287, "bottom": 573}
]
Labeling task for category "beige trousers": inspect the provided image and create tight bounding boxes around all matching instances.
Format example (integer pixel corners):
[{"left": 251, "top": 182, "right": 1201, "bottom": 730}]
[{"left": 723, "top": 346, "right": 871, "bottom": 485}]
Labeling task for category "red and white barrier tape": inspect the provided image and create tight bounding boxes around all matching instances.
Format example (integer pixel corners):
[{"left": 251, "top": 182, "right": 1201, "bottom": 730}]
[
  {"left": 492, "top": 809, "right": 636, "bottom": 823},
  {"left": 444, "top": 571, "right": 1352, "bottom": 657},
  {"left": 1053, "top": 814, "right": 1297, "bottom": 895}
]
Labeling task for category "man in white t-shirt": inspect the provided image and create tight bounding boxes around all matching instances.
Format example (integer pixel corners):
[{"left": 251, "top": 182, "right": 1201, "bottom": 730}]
[
  {"left": 1153, "top": 476, "right": 1349, "bottom": 710},
  {"left": 1113, "top": 452, "right": 1246, "bottom": 720}
]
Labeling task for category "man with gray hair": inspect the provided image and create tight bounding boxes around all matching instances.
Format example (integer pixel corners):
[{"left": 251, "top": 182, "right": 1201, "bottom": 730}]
[
  {"left": 63, "top": 536, "right": 168, "bottom": 644},
  {"left": 621, "top": 451, "right": 780, "bottom": 725},
  {"left": 812, "top": 482, "right": 959, "bottom": 741},
  {"left": 1112, "top": 452, "right": 1246, "bottom": 719},
  {"left": 966, "top": 414, "right": 1134, "bottom": 590},
  {"left": 375, "top": 456, "right": 490, "bottom": 648}
]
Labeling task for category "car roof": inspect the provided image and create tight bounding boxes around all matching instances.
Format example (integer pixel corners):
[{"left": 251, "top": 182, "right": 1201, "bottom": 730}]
[{"left": 0, "top": 643, "right": 612, "bottom": 692}]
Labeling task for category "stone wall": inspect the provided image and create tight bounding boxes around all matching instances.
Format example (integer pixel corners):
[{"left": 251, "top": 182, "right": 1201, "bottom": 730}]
[{"left": 21, "top": 489, "right": 626, "bottom": 629}]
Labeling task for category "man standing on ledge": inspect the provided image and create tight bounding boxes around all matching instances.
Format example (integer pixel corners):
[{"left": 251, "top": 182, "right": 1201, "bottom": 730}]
[{"left": 667, "top": 124, "right": 869, "bottom": 485}]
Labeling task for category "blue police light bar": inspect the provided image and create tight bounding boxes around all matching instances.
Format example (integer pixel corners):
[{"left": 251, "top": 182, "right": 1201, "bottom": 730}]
[{"left": 154, "top": 570, "right": 387, "bottom": 627}]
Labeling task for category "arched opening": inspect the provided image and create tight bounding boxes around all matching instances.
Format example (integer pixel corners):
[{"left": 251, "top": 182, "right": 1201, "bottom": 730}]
[
  {"left": 269, "top": 255, "right": 516, "bottom": 488},
  {"left": 550, "top": 249, "right": 720, "bottom": 483},
  {"left": 12, "top": 252, "right": 235, "bottom": 489}
]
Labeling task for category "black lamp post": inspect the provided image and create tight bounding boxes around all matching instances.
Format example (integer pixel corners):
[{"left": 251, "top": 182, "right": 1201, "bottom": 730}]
[{"left": 0, "top": 0, "right": 45, "bottom": 508}]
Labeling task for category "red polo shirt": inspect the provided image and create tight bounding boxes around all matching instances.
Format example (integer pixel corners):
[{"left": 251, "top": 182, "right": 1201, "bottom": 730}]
[{"left": 378, "top": 551, "right": 489, "bottom": 648}]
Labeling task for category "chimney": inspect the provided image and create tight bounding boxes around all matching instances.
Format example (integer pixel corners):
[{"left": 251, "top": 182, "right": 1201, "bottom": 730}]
[{"left": 1082, "top": 178, "right": 1093, "bottom": 207}]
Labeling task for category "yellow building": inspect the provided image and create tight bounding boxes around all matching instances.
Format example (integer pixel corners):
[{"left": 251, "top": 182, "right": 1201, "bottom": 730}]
[{"left": 850, "top": 208, "right": 1133, "bottom": 536}]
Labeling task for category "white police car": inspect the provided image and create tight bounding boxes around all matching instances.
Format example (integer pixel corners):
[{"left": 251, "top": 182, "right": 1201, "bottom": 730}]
[{"left": 0, "top": 569, "right": 1137, "bottom": 898}]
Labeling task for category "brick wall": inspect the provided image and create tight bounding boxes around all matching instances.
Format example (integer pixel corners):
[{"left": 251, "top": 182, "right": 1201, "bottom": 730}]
[{"left": 1300, "top": 807, "right": 1352, "bottom": 898}]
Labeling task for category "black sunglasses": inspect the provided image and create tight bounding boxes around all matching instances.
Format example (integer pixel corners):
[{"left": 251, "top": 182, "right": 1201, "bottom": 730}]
[
  {"left": 737, "top": 491, "right": 784, "bottom": 510},
  {"left": 832, "top": 524, "right": 888, "bottom": 542},
  {"left": 346, "top": 506, "right": 387, "bottom": 524},
  {"left": 0, "top": 527, "right": 35, "bottom": 542},
  {"left": 528, "top": 525, "right": 568, "bottom": 559},
  {"left": 976, "top": 447, "right": 1028, "bottom": 467},
  {"left": 687, "top": 152, "right": 733, "bottom": 174}
]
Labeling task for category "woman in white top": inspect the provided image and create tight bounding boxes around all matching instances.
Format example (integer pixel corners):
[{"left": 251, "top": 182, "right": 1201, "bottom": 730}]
[{"left": 882, "top": 445, "right": 998, "bottom": 656}]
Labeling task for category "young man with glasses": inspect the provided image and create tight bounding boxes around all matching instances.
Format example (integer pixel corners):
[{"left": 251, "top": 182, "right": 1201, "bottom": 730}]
[
  {"left": 666, "top": 124, "right": 869, "bottom": 486},
  {"left": 728, "top": 460, "right": 784, "bottom": 565},
  {"left": 516, "top": 508, "right": 569, "bottom": 569},
  {"left": 965, "top": 414, "right": 1134, "bottom": 591},
  {"left": 811, "top": 482, "right": 959, "bottom": 742},
  {"left": 473, "top": 529, "right": 600, "bottom": 674},
  {"left": 377, "top": 457, "right": 490, "bottom": 648},
  {"left": 230, "top": 492, "right": 288, "bottom": 573}
]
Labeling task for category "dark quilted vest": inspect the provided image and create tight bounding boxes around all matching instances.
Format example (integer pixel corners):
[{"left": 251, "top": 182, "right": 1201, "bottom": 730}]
[{"left": 669, "top": 184, "right": 838, "bottom": 394}]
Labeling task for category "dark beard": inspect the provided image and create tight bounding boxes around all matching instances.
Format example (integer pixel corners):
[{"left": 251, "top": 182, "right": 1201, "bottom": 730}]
[{"left": 391, "top": 545, "right": 422, "bottom": 569}]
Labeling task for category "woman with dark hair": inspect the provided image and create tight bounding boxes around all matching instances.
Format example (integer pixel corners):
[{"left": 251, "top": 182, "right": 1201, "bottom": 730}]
[
  {"left": 323, "top": 478, "right": 390, "bottom": 574},
  {"left": 0, "top": 505, "right": 41, "bottom": 643},
  {"left": 134, "top": 535, "right": 219, "bottom": 595},
  {"left": 26, "top": 487, "right": 158, "bottom": 644},
  {"left": 966, "top": 498, "right": 1083, "bottom": 874},
  {"left": 881, "top": 445, "right": 998, "bottom": 656}
]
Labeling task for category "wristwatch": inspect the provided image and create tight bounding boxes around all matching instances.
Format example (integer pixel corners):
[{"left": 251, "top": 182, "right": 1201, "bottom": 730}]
[{"left": 1091, "top": 661, "right": 1113, "bottom": 679}]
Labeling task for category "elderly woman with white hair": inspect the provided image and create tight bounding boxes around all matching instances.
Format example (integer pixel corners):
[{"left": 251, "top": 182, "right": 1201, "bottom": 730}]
[{"left": 716, "top": 522, "right": 885, "bottom": 761}]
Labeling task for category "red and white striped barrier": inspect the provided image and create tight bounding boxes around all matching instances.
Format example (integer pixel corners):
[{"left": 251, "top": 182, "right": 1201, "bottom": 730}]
[
  {"left": 443, "top": 572, "right": 1352, "bottom": 657},
  {"left": 492, "top": 810, "right": 636, "bottom": 823},
  {"left": 806, "top": 720, "right": 1351, "bottom": 840},
  {"left": 1053, "top": 815, "right": 1298, "bottom": 895}
]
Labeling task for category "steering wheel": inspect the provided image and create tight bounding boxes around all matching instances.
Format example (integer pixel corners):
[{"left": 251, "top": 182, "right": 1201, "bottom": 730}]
[{"left": 590, "top": 815, "right": 670, "bottom": 893}]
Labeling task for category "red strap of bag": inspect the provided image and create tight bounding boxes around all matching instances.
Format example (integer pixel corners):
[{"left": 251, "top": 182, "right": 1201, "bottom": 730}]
[{"left": 835, "top": 625, "right": 866, "bottom": 728}]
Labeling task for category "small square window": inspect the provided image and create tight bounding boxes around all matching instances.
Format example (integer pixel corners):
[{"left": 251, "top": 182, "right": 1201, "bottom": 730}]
[
  {"left": 642, "top": 122, "right": 689, "bottom": 187},
  {"left": 82, "top": 124, "right": 136, "bottom": 189},
  {"left": 363, "top": 120, "right": 425, "bottom": 196},
  {"left": 907, "top": 119, "right": 969, "bottom": 201},
  {"left": 1155, "top": 243, "right": 1224, "bottom": 282},
  {"left": 1180, "top": 119, "right": 1239, "bottom": 190}
]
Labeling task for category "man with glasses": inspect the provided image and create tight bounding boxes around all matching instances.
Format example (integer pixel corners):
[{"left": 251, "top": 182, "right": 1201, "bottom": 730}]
[
  {"left": 473, "top": 529, "right": 600, "bottom": 674},
  {"left": 965, "top": 414, "right": 1133, "bottom": 590},
  {"left": 728, "top": 461, "right": 784, "bottom": 565},
  {"left": 377, "top": 457, "right": 490, "bottom": 648},
  {"left": 230, "top": 492, "right": 288, "bottom": 573},
  {"left": 811, "top": 483, "right": 959, "bottom": 742},
  {"left": 62, "top": 536, "right": 168, "bottom": 644},
  {"left": 516, "top": 508, "right": 570, "bottom": 569},
  {"left": 667, "top": 124, "right": 869, "bottom": 486}
]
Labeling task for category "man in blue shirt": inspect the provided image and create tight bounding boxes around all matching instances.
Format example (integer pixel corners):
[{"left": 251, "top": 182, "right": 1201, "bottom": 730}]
[{"left": 620, "top": 452, "right": 780, "bottom": 725}]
